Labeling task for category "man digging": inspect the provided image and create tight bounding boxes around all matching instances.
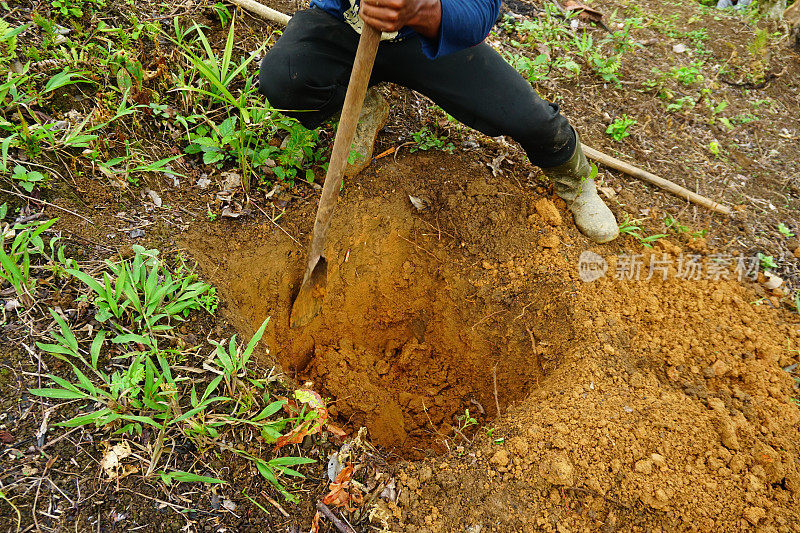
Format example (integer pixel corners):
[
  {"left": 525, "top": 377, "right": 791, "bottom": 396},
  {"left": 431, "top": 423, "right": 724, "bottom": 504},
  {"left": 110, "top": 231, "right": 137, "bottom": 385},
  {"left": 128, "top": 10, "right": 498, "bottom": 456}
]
[{"left": 258, "top": 0, "right": 619, "bottom": 243}]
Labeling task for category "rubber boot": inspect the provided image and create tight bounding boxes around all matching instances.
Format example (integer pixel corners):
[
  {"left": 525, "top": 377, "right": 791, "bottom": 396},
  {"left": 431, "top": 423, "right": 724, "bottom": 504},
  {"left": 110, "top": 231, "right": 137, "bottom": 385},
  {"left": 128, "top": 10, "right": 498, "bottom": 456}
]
[
  {"left": 544, "top": 132, "right": 619, "bottom": 244},
  {"left": 344, "top": 87, "right": 389, "bottom": 177}
]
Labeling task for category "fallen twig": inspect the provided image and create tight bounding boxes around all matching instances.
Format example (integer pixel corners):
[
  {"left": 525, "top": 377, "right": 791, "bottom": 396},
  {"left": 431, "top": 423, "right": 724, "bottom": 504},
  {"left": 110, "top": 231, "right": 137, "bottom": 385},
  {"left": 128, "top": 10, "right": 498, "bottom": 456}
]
[
  {"left": 0, "top": 188, "right": 93, "bottom": 223},
  {"left": 262, "top": 491, "right": 290, "bottom": 517},
  {"left": 315, "top": 501, "right": 356, "bottom": 533},
  {"left": 251, "top": 201, "right": 302, "bottom": 247}
]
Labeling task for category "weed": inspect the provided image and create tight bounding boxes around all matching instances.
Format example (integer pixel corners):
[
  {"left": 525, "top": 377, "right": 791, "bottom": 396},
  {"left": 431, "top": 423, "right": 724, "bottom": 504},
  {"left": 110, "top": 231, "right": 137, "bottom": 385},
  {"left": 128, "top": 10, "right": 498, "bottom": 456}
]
[
  {"left": 410, "top": 126, "right": 454, "bottom": 153},
  {"left": 212, "top": 1, "right": 232, "bottom": 25},
  {"left": 66, "top": 244, "right": 216, "bottom": 336},
  {"left": 159, "top": 471, "right": 226, "bottom": 485},
  {"left": 9, "top": 164, "right": 47, "bottom": 192},
  {"left": 605, "top": 115, "right": 637, "bottom": 141},
  {"left": 172, "top": 18, "right": 266, "bottom": 122},
  {"left": 731, "top": 113, "right": 758, "bottom": 125},
  {"left": 672, "top": 61, "right": 704, "bottom": 85},
  {"left": 501, "top": 8, "right": 630, "bottom": 84},
  {"left": 30, "top": 274, "right": 314, "bottom": 501},
  {"left": 0, "top": 489, "right": 21, "bottom": 531},
  {"left": 208, "top": 318, "right": 269, "bottom": 397},
  {"left": 666, "top": 96, "right": 696, "bottom": 113},
  {"left": 757, "top": 252, "right": 777, "bottom": 271},
  {"left": 506, "top": 52, "right": 550, "bottom": 83},
  {"left": 93, "top": 149, "right": 182, "bottom": 188},
  {"left": 454, "top": 409, "right": 478, "bottom": 432},
  {"left": 0, "top": 217, "right": 58, "bottom": 302},
  {"left": 778, "top": 223, "right": 794, "bottom": 238},
  {"left": 233, "top": 450, "right": 315, "bottom": 503},
  {"left": 664, "top": 214, "right": 708, "bottom": 238},
  {"left": 619, "top": 215, "right": 667, "bottom": 248}
]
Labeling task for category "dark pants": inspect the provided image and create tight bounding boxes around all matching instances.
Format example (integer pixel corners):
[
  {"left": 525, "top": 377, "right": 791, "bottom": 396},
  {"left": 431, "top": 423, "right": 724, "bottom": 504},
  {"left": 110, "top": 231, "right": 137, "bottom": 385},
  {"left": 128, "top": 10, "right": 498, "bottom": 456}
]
[{"left": 258, "top": 8, "right": 576, "bottom": 168}]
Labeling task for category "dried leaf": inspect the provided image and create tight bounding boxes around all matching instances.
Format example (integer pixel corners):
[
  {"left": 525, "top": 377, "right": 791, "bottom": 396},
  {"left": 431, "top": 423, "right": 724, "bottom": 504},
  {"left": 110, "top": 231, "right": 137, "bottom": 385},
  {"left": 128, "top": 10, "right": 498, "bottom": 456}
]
[
  {"left": 221, "top": 202, "right": 249, "bottom": 218},
  {"left": 145, "top": 188, "right": 162, "bottom": 208},
  {"left": 100, "top": 440, "right": 132, "bottom": 481},
  {"left": 0, "top": 430, "right": 13, "bottom": 444},
  {"left": 222, "top": 499, "right": 236, "bottom": 512},
  {"left": 408, "top": 195, "right": 430, "bottom": 211},
  {"left": 294, "top": 389, "right": 326, "bottom": 411},
  {"left": 488, "top": 153, "right": 507, "bottom": 177},
  {"left": 563, "top": 0, "right": 605, "bottom": 23},
  {"left": 274, "top": 420, "right": 313, "bottom": 449},
  {"left": 763, "top": 272, "right": 783, "bottom": 290},
  {"left": 310, "top": 511, "right": 321, "bottom": 533},
  {"left": 325, "top": 422, "right": 348, "bottom": 438},
  {"left": 275, "top": 389, "right": 330, "bottom": 450},
  {"left": 221, "top": 171, "right": 241, "bottom": 190},
  {"left": 321, "top": 463, "right": 363, "bottom": 512},
  {"left": 380, "top": 478, "right": 397, "bottom": 502}
]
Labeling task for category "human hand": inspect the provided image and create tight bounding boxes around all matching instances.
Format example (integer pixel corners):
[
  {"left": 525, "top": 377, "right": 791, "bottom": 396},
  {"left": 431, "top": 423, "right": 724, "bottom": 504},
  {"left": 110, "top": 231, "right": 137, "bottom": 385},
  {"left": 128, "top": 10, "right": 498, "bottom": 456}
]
[{"left": 359, "top": 0, "right": 442, "bottom": 39}]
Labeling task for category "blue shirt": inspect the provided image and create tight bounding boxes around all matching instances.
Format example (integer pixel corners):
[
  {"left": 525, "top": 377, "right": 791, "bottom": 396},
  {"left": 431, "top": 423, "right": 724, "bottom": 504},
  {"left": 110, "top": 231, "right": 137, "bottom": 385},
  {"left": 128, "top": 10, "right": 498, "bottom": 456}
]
[{"left": 309, "top": 0, "right": 501, "bottom": 59}]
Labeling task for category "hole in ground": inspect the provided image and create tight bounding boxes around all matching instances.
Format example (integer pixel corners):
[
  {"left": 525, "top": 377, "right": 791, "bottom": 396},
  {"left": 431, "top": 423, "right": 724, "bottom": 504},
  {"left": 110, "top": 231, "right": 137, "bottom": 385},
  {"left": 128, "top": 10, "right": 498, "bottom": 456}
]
[{"left": 184, "top": 154, "right": 581, "bottom": 457}]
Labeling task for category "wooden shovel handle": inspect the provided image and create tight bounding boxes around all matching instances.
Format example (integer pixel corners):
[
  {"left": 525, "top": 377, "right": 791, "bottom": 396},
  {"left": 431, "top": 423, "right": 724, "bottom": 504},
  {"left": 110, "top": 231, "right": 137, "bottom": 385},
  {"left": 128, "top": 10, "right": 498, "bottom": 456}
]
[{"left": 303, "top": 25, "right": 381, "bottom": 281}]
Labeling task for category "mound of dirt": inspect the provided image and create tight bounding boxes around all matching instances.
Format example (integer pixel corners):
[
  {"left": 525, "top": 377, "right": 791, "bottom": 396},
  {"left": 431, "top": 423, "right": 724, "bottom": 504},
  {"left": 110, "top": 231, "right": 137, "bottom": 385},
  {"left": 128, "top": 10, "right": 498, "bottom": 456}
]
[{"left": 185, "top": 150, "right": 799, "bottom": 530}]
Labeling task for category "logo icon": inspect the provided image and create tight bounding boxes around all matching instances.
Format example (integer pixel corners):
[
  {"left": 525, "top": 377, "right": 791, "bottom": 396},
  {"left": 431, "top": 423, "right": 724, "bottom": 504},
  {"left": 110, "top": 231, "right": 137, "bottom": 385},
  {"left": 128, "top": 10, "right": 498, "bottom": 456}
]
[{"left": 578, "top": 251, "right": 608, "bottom": 282}]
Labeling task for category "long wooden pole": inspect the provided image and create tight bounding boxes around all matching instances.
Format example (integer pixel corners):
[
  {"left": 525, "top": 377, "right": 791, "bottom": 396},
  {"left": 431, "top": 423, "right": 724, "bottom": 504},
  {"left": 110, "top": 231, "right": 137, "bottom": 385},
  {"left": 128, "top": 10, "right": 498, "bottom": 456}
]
[{"left": 582, "top": 146, "right": 732, "bottom": 215}]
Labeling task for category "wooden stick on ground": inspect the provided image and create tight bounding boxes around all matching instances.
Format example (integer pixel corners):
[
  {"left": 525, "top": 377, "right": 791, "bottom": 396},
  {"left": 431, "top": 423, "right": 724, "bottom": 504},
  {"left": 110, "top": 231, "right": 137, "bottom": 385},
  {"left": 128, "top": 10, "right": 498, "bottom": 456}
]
[
  {"left": 228, "top": 0, "right": 291, "bottom": 25},
  {"left": 229, "top": 1, "right": 734, "bottom": 216},
  {"left": 583, "top": 145, "right": 732, "bottom": 215},
  {"left": 316, "top": 502, "right": 356, "bottom": 533}
]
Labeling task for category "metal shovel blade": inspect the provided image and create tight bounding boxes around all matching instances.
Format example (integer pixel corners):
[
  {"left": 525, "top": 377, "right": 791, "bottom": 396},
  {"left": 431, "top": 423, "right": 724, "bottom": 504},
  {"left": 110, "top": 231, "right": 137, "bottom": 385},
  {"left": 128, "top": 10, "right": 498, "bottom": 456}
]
[{"left": 289, "top": 257, "right": 328, "bottom": 328}]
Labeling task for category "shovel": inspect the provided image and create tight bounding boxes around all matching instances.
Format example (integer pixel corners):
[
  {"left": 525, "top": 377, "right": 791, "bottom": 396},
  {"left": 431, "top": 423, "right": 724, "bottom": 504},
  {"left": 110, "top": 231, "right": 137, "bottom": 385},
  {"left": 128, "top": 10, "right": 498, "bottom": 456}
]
[{"left": 290, "top": 24, "right": 382, "bottom": 328}]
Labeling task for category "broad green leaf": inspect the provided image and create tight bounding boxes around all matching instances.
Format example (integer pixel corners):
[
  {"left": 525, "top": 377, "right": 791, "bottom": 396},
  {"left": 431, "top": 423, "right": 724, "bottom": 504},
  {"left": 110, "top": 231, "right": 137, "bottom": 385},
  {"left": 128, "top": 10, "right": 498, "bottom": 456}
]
[
  {"left": 90, "top": 330, "right": 106, "bottom": 369},
  {"left": 29, "top": 387, "right": 87, "bottom": 399}
]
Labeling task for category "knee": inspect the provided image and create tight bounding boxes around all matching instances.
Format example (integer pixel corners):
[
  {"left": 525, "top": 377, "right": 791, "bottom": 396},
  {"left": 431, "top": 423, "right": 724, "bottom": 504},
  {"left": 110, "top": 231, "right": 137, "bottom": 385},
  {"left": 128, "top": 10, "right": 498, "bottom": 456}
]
[
  {"left": 258, "top": 51, "right": 295, "bottom": 110},
  {"left": 258, "top": 50, "right": 340, "bottom": 129},
  {"left": 514, "top": 103, "right": 575, "bottom": 166}
]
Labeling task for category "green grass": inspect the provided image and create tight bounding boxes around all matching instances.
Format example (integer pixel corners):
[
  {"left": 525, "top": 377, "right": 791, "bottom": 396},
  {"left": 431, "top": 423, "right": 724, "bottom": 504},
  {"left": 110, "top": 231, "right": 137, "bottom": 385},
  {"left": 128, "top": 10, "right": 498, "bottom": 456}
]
[
  {"left": 619, "top": 215, "right": 668, "bottom": 248},
  {"left": 0, "top": 213, "right": 58, "bottom": 303},
  {"left": 24, "top": 243, "right": 317, "bottom": 501}
]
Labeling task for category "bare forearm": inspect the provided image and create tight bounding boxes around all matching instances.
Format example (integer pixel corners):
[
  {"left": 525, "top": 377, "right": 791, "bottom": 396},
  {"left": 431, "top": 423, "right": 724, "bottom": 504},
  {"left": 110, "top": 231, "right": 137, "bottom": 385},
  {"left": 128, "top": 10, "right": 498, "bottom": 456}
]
[{"left": 360, "top": 0, "right": 442, "bottom": 39}]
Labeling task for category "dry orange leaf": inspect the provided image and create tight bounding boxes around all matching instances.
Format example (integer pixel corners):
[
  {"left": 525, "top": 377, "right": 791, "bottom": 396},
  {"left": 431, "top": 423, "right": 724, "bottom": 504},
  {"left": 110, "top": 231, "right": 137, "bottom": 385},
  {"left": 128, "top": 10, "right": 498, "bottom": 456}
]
[
  {"left": 325, "top": 422, "right": 348, "bottom": 438},
  {"left": 322, "top": 463, "right": 363, "bottom": 512},
  {"left": 274, "top": 389, "right": 330, "bottom": 450}
]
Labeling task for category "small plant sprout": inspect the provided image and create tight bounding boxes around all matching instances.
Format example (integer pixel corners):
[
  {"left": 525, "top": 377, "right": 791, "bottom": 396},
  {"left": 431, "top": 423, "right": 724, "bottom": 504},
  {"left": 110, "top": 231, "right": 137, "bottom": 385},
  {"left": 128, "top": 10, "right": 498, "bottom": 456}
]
[
  {"left": 778, "top": 223, "right": 795, "bottom": 238},
  {"left": 11, "top": 164, "right": 47, "bottom": 192},
  {"left": 757, "top": 253, "right": 778, "bottom": 271},
  {"left": 455, "top": 409, "right": 478, "bottom": 432},
  {"left": 708, "top": 140, "right": 721, "bottom": 157},
  {"left": 605, "top": 115, "right": 637, "bottom": 141},
  {"left": 618, "top": 215, "right": 667, "bottom": 248},
  {"left": 410, "top": 126, "right": 454, "bottom": 153}
]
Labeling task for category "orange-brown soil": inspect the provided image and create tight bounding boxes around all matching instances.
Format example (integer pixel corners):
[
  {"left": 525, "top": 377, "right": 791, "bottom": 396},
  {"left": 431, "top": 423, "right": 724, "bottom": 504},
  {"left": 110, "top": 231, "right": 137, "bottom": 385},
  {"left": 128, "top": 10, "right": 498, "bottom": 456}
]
[{"left": 185, "top": 150, "right": 800, "bottom": 531}]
